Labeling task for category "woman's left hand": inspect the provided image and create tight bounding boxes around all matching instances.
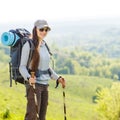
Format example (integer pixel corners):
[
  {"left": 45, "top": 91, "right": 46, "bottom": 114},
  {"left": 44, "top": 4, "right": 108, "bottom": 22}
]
[{"left": 58, "top": 77, "right": 66, "bottom": 88}]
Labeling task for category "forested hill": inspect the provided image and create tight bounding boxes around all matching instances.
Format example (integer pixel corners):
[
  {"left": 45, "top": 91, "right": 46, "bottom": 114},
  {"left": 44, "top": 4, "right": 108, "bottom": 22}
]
[
  {"left": 1, "top": 18, "right": 120, "bottom": 58},
  {"left": 47, "top": 19, "right": 120, "bottom": 58}
]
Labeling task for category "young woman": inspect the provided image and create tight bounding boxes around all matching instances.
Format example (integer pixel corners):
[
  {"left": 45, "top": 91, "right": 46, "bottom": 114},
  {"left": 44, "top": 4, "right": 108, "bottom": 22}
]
[{"left": 19, "top": 20, "right": 66, "bottom": 120}]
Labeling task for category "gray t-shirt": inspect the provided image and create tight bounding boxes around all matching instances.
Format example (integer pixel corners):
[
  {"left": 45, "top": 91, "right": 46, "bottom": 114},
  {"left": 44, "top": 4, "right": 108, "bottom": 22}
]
[{"left": 19, "top": 40, "right": 59, "bottom": 85}]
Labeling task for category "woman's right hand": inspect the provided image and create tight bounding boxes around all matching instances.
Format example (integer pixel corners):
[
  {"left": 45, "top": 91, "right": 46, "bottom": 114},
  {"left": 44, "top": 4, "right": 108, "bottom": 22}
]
[{"left": 28, "top": 77, "right": 36, "bottom": 85}]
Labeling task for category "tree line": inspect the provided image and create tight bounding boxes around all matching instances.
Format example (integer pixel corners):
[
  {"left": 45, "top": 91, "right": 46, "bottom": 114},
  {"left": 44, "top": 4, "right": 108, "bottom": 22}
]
[
  {"left": 1, "top": 43, "right": 120, "bottom": 80},
  {"left": 52, "top": 46, "right": 120, "bottom": 80}
]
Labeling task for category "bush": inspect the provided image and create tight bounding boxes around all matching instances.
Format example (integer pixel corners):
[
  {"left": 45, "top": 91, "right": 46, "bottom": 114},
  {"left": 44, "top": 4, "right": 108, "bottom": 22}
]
[
  {"left": 3, "top": 109, "right": 11, "bottom": 119},
  {"left": 92, "top": 86, "right": 102, "bottom": 103},
  {"left": 57, "top": 67, "right": 70, "bottom": 74},
  {"left": 95, "top": 82, "right": 120, "bottom": 120}
]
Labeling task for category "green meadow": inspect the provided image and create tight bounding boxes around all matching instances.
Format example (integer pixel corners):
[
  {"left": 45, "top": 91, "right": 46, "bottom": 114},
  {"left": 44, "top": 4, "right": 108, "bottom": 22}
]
[
  {"left": 0, "top": 64, "right": 113, "bottom": 120},
  {"left": 1, "top": 19, "right": 120, "bottom": 120}
]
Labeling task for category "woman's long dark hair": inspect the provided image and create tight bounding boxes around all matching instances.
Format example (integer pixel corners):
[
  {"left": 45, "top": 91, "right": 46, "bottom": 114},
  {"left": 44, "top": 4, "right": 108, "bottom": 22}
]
[{"left": 31, "top": 27, "right": 40, "bottom": 72}]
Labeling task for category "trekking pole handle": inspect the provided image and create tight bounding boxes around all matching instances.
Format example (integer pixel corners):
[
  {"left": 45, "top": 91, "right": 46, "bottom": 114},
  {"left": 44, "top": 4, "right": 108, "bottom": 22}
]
[
  {"left": 30, "top": 72, "right": 35, "bottom": 88},
  {"left": 31, "top": 72, "right": 35, "bottom": 78}
]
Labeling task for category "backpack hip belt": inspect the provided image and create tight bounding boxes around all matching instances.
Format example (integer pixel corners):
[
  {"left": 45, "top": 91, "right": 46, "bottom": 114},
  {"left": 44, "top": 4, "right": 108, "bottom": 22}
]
[{"left": 29, "top": 68, "right": 52, "bottom": 78}]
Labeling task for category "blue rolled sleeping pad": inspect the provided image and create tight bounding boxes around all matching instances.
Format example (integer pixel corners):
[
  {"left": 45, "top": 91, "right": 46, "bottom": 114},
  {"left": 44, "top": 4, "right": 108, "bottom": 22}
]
[{"left": 1, "top": 32, "right": 20, "bottom": 46}]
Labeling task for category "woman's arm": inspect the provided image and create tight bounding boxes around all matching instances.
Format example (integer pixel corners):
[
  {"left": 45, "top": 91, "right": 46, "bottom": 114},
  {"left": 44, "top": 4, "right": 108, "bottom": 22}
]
[
  {"left": 19, "top": 41, "right": 31, "bottom": 81},
  {"left": 49, "top": 67, "right": 59, "bottom": 80}
]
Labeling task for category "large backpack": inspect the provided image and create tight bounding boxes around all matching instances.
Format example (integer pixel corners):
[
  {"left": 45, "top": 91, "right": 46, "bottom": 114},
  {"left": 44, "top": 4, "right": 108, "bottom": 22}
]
[
  {"left": 1, "top": 28, "right": 53, "bottom": 87},
  {"left": 8, "top": 29, "right": 34, "bottom": 87}
]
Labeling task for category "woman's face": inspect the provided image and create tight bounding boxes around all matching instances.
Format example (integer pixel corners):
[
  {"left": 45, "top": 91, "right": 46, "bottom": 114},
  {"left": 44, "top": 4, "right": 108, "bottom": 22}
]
[{"left": 36, "top": 27, "right": 49, "bottom": 40}]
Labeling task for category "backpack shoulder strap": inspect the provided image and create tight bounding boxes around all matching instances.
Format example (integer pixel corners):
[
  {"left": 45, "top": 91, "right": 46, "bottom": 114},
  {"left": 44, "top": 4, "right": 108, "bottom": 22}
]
[
  {"left": 43, "top": 40, "right": 55, "bottom": 69},
  {"left": 43, "top": 40, "right": 52, "bottom": 56}
]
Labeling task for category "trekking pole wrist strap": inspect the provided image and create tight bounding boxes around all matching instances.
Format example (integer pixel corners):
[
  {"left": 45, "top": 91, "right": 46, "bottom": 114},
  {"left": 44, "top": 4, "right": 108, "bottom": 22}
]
[
  {"left": 27, "top": 77, "right": 30, "bottom": 81},
  {"left": 55, "top": 76, "right": 62, "bottom": 88}
]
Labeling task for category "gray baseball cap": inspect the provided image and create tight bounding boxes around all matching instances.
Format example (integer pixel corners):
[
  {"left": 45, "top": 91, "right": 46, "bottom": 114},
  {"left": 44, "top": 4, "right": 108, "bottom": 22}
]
[{"left": 34, "top": 20, "right": 51, "bottom": 30}]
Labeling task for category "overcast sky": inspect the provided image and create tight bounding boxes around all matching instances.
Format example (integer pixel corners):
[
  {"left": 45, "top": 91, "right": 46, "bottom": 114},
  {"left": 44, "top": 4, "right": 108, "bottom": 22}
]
[{"left": 0, "top": 0, "right": 120, "bottom": 24}]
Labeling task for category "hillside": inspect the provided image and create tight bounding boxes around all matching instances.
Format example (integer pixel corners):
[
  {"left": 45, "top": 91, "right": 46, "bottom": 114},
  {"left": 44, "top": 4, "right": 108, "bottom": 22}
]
[
  {"left": 0, "top": 18, "right": 120, "bottom": 119},
  {"left": 0, "top": 64, "right": 113, "bottom": 120}
]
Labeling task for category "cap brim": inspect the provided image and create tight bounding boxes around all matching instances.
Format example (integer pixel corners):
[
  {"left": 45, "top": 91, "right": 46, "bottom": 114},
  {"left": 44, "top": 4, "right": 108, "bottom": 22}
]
[{"left": 37, "top": 25, "right": 51, "bottom": 31}]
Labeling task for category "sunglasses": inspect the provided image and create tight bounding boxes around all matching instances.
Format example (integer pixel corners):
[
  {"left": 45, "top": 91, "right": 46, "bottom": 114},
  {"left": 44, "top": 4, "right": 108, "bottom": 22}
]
[{"left": 39, "top": 28, "right": 49, "bottom": 32}]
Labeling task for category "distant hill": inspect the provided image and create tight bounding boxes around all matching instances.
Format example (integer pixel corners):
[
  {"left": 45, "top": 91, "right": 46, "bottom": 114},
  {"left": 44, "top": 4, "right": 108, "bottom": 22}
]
[{"left": 0, "top": 17, "right": 120, "bottom": 58}]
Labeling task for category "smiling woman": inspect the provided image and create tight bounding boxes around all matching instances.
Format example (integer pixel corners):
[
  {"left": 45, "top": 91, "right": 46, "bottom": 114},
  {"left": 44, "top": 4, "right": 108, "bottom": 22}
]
[
  {"left": 18, "top": 19, "right": 66, "bottom": 120},
  {"left": 0, "top": 0, "right": 120, "bottom": 24}
]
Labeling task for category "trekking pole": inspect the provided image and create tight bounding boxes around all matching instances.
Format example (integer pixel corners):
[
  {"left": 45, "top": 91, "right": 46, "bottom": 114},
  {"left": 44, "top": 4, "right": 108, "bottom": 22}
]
[
  {"left": 63, "top": 88, "right": 67, "bottom": 120},
  {"left": 31, "top": 72, "right": 39, "bottom": 119},
  {"left": 55, "top": 77, "right": 67, "bottom": 120}
]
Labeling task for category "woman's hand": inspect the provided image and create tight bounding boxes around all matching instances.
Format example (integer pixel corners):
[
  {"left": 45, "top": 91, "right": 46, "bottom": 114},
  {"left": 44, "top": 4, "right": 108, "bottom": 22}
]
[
  {"left": 28, "top": 77, "right": 36, "bottom": 85},
  {"left": 58, "top": 77, "right": 66, "bottom": 88}
]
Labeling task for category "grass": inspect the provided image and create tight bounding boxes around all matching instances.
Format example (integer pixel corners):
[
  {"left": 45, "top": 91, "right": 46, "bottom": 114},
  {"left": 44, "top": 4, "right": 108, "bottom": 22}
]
[{"left": 0, "top": 65, "right": 113, "bottom": 120}]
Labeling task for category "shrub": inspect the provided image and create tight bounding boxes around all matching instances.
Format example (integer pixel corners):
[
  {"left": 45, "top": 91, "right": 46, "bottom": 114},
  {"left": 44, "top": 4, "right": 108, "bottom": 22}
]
[
  {"left": 3, "top": 109, "right": 11, "bottom": 119},
  {"left": 96, "top": 82, "right": 120, "bottom": 120}
]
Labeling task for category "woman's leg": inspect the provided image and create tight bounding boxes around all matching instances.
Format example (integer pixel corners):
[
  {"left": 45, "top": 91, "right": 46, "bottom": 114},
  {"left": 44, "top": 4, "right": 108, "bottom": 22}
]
[
  {"left": 36, "top": 84, "right": 48, "bottom": 120},
  {"left": 24, "top": 85, "right": 38, "bottom": 120},
  {"left": 39, "top": 90, "right": 48, "bottom": 120},
  {"left": 24, "top": 84, "right": 48, "bottom": 120}
]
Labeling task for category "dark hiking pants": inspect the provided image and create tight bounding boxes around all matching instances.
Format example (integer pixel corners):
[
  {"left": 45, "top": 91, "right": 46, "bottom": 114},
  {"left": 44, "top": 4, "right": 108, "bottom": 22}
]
[{"left": 25, "top": 83, "right": 48, "bottom": 120}]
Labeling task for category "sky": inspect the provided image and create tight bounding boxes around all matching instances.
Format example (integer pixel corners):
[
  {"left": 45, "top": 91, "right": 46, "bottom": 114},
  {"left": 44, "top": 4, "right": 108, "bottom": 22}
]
[{"left": 0, "top": 0, "right": 120, "bottom": 24}]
